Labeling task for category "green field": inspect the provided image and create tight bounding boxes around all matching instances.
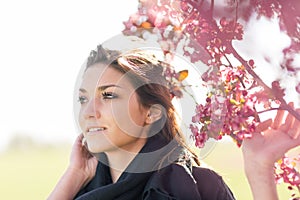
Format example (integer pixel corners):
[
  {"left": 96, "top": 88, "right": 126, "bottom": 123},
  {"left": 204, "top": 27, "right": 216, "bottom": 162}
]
[{"left": 0, "top": 141, "right": 294, "bottom": 200}]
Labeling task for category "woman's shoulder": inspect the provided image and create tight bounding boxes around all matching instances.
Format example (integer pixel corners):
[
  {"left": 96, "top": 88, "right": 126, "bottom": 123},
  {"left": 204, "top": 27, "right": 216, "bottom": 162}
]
[
  {"left": 191, "top": 166, "right": 236, "bottom": 199},
  {"left": 143, "top": 163, "right": 235, "bottom": 200}
]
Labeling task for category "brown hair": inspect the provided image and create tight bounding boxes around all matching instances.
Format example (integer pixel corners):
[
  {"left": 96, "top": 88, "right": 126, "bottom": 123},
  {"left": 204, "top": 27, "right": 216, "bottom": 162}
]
[{"left": 86, "top": 45, "right": 200, "bottom": 165}]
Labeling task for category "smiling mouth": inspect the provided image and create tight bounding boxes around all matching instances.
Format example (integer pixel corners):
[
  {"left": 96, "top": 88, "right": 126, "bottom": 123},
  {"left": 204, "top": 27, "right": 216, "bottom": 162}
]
[{"left": 86, "top": 127, "right": 107, "bottom": 134}]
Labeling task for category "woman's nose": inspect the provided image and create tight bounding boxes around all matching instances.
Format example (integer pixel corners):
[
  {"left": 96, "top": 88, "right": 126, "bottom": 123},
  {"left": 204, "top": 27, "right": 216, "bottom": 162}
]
[{"left": 83, "top": 98, "right": 101, "bottom": 119}]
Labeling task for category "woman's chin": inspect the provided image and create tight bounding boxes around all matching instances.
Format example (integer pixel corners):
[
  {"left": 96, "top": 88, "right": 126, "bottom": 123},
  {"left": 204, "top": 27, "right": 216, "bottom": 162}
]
[{"left": 86, "top": 143, "right": 104, "bottom": 153}]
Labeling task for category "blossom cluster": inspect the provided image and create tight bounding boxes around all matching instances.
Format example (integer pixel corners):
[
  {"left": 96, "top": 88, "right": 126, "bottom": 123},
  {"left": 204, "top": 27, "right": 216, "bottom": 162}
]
[
  {"left": 190, "top": 64, "right": 258, "bottom": 147},
  {"left": 275, "top": 156, "right": 300, "bottom": 199}
]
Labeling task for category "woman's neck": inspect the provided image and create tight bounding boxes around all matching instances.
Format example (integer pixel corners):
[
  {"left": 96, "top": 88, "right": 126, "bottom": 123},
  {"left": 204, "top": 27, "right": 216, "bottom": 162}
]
[{"left": 105, "top": 138, "right": 147, "bottom": 183}]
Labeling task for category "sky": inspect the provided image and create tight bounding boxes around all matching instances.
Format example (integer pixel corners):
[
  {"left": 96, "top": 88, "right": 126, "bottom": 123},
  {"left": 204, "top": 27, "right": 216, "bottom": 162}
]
[
  {"left": 0, "top": 0, "right": 298, "bottom": 152},
  {"left": 0, "top": 0, "right": 138, "bottom": 151}
]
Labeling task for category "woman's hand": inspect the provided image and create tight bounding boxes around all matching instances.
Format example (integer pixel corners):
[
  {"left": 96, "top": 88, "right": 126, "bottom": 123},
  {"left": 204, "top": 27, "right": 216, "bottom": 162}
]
[
  {"left": 242, "top": 103, "right": 300, "bottom": 200},
  {"left": 68, "top": 134, "right": 98, "bottom": 186},
  {"left": 47, "top": 134, "right": 98, "bottom": 200},
  {"left": 242, "top": 104, "right": 300, "bottom": 168}
]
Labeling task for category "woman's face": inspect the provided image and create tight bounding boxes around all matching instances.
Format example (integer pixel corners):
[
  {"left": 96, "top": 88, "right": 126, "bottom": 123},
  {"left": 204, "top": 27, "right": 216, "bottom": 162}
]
[{"left": 78, "top": 64, "right": 149, "bottom": 153}]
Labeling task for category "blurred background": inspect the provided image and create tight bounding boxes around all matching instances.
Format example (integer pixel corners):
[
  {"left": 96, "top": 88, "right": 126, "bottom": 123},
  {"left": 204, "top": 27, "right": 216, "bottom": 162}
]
[{"left": 0, "top": 0, "right": 296, "bottom": 199}]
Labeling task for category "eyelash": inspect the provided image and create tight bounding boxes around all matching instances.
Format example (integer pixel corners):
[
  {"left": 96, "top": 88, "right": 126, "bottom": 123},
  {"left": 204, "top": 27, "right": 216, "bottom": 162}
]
[
  {"left": 78, "top": 92, "right": 117, "bottom": 104},
  {"left": 102, "top": 92, "right": 118, "bottom": 99},
  {"left": 78, "top": 96, "right": 88, "bottom": 104}
]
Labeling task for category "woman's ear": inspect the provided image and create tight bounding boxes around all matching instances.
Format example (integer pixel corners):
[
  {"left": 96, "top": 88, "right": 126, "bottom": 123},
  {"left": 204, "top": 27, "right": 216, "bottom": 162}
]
[{"left": 145, "top": 104, "right": 163, "bottom": 124}]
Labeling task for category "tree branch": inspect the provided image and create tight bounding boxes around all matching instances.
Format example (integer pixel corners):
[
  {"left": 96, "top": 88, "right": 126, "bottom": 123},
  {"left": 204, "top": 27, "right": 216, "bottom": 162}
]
[
  {"left": 228, "top": 44, "right": 300, "bottom": 121},
  {"left": 210, "top": 0, "right": 215, "bottom": 19}
]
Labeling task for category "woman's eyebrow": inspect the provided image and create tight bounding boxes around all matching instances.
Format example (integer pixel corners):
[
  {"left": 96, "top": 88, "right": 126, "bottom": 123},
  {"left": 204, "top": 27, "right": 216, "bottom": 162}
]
[
  {"left": 79, "top": 88, "right": 86, "bottom": 93},
  {"left": 79, "top": 85, "right": 122, "bottom": 93},
  {"left": 97, "top": 84, "right": 122, "bottom": 91}
]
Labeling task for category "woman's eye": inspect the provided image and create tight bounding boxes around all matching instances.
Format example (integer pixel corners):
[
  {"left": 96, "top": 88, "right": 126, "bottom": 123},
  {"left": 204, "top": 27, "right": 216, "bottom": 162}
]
[
  {"left": 78, "top": 96, "right": 88, "bottom": 104},
  {"left": 102, "top": 92, "right": 118, "bottom": 99}
]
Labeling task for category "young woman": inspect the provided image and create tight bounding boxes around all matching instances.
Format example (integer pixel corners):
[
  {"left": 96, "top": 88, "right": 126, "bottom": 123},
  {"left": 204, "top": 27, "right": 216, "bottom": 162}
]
[
  {"left": 48, "top": 46, "right": 300, "bottom": 200},
  {"left": 47, "top": 45, "right": 236, "bottom": 200}
]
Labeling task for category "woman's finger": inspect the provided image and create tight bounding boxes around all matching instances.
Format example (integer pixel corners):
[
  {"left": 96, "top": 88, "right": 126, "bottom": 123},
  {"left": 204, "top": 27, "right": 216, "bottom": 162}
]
[
  {"left": 277, "top": 102, "right": 294, "bottom": 132},
  {"left": 256, "top": 118, "right": 273, "bottom": 132},
  {"left": 288, "top": 108, "right": 300, "bottom": 139},
  {"left": 272, "top": 108, "right": 285, "bottom": 129},
  {"left": 82, "top": 137, "right": 87, "bottom": 147},
  {"left": 280, "top": 111, "right": 295, "bottom": 133},
  {"left": 74, "top": 133, "right": 84, "bottom": 145}
]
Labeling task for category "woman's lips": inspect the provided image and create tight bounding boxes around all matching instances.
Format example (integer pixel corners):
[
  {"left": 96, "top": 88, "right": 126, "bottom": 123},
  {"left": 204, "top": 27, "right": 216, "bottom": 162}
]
[{"left": 86, "top": 127, "right": 107, "bottom": 135}]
